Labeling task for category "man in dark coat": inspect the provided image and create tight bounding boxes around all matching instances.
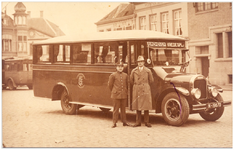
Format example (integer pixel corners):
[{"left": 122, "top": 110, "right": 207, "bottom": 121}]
[
  {"left": 108, "top": 61, "right": 130, "bottom": 128},
  {"left": 130, "top": 55, "right": 154, "bottom": 127}
]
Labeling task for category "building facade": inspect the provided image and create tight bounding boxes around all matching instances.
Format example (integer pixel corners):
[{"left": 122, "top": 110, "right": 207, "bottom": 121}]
[
  {"left": 2, "top": 2, "right": 65, "bottom": 58},
  {"left": 96, "top": 2, "right": 232, "bottom": 86},
  {"left": 187, "top": 2, "right": 232, "bottom": 86}
]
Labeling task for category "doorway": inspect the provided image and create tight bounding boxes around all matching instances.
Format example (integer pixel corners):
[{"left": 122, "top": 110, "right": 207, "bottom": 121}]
[{"left": 201, "top": 57, "right": 209, "bottom": 77}]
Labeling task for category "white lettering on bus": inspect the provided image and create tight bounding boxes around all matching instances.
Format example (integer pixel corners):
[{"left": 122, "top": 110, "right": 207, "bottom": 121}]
[
  {"left": 147, "top": 42, "right": 167, "bottom": 47},
  {"left": 167, "top": 42, "right": 184, "bottom": 48}
]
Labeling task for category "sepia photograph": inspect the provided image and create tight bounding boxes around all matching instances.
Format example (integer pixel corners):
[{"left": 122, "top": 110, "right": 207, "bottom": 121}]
[{"left": 2, "top": 1, "right": 233, "bottom": 148}]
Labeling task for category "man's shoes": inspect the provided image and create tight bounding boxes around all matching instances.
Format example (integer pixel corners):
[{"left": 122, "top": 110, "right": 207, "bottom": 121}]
[
  {"left": 145, "top": 123, "right": 152, "bottom": 127},
  {"left": 132, "top": 124, "right": 141, "bottom": 127},
  {"left": 123, "top": 123, "right": 130, "bottom": 126},
  {"left": 111, "top": 124, "right": 117, "bottom": 128}
]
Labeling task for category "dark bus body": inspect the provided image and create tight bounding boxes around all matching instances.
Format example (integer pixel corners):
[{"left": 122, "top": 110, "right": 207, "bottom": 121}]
[
  {"left": 2, "top": 57, "right": 33, "bottom": 90},
  {"left": 32, "top": 30, "right": 231, "bottom": 126}
]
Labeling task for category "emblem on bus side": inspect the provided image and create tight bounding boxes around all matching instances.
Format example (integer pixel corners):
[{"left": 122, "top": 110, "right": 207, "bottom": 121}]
[{"left": 76, "top": 73, "right": 85, "bottom": 88}]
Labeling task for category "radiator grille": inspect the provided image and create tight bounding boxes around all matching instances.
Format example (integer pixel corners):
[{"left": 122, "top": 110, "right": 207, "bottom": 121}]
[{"left": 194, "top": 79, "right": 207, "bottom": 99}]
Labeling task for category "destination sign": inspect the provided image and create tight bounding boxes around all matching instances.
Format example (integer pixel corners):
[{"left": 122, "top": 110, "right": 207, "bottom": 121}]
[{"left": 147, "top": 41, "right": 185, "bottom": 48}]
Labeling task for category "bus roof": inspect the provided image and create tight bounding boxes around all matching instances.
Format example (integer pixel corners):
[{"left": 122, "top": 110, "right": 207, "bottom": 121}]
[{"left": 33, "top": 30, "right": 187, "bottom": 45}]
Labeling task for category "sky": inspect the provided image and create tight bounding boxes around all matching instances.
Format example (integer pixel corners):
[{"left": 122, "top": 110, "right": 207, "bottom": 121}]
[{"left": 1, "top": 2, "right": 125, "bottom": 35}]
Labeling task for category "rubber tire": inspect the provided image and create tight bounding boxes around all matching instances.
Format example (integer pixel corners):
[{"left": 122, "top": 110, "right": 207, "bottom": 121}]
[
  {"left": 199, "top": 94, "right": 224, "bottom": 121},
  {"left": 100, "top": 108, "right": 111, "bottom": 113},
  {"left": 27, "top": 85, "right": 33, "bottom": 89},
  {"left": 161, "top": 92, "right": 190, "bottom": 126},
  {"left": 7, "top": 79, "right": 16, "bottom": 90},
  {"left": 61, "top": 90, "right": 77, "bottom": 115}
]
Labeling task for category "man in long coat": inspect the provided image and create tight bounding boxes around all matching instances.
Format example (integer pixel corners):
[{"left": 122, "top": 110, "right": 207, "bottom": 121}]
[{"left": 130, "top": 55, "right": 154, "bottom": 127}]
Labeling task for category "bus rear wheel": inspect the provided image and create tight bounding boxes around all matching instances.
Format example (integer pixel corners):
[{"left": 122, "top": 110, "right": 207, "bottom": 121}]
[
  {"left": 61, "top": 90, "right": 77, "bottom": 115},
  {"left": 7, "top": 79, "right": 16, "bottom": 90}
]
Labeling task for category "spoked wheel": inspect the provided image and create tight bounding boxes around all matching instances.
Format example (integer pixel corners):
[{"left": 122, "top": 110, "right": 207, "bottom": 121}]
[
  {"left": 61, "top": 90, "right": 77, "bottom": 115},
  {"left": 162, "top": 92, "right": 189, "bottom": 126},
  {"left": 7, "top": 79, "right": 16, "bottom": 90},
  {"left": 199, "top": 94, "right": 224, "bottom": 121}
]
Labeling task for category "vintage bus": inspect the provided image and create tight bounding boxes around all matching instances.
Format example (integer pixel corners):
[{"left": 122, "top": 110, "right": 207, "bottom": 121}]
[
  {"left": 32, "top": 30, "right": 231, "bottom": 126},
  {"left": 2, "top": 57, "right": 33, "bottom": 90}
]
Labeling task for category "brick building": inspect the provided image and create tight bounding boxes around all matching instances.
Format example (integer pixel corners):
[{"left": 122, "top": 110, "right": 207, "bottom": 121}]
[
  {"left": 2, "top": 2, "right": 65, "bottom": 58},
  {"left": 187, "top": 2, "right": 232, "bottom": 86},
  {"left": 96, "top": 2, "right": 232, "bottom": 86}
]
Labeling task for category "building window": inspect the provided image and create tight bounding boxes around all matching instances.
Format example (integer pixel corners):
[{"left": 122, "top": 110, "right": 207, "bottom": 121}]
[
  {"left": 18, "top": 36, "right": 27, "bottom": 52},
  {"left": 139, "top": 16, "right": 146, "bottom": 30},
  {"left": 217, "top": 33, "right": 223, "bottom": 58},
  {"left": 174, "top": 10, "right": 182, "bottom": 35},
  {"left": 196, "top": 2, "right": 218, "bottom": 12},
  {"left": 228, "top": 31, "right": 232, "bottom": 57},
  {"left": 196, "top": 46, "right": 209, "bottom": 54},
  {"left": 228, "top": 74, "right": 232, "bottom": 84},
  {"left": 149, "top": 14, "right": 157, "bottom": 31},
  {"left": 106, "top": 28, "right": 111, "bottom": 32},
  {"left": 161, "top": 12, "right": 169, "bottom": 34},
  {"left": 2, "top": 39, "right": 11, "bottom": 52}
]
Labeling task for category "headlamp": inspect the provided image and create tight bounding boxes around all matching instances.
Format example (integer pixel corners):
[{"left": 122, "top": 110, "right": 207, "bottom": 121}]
[{"left": 191, "top": 88, "right": 201, "bottom": 99}]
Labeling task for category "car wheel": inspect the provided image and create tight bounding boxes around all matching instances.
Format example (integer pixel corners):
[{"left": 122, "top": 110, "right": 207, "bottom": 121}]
[
  {"left": 161, "top": 92, "right": 189, "bottom": 126},
  {"left": 199, "top": 94, "right": 224, "bottom": 121},
  {"left": 7, "top": 79, "right": 16, "bottom": 90},
  {"left": 61, "top": 90, "right": 77, "bottom": 115}
]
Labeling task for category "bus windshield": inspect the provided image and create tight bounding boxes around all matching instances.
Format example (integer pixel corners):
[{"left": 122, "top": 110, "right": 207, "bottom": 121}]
[{"left": 150, "top": 49, "right": 187, "bottom": 66}]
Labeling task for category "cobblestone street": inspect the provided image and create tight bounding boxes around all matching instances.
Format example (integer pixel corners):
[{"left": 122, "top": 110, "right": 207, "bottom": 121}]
[{"left": 2, "top": 87, "right": 232, "bottom": 147}]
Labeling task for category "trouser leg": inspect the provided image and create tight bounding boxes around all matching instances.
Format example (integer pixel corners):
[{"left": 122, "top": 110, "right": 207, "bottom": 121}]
[
  {"left": 136, "top": 110, "right": 142, "bottom": 124},
  {"left": 144, "top": 110, "right": 149, "bottom": 123},
  {"left": 120, "top": 99, "right": 127, "bottom": 123},
  {"left": 113, "top": 99, "right": 120, "bottom": 124}
]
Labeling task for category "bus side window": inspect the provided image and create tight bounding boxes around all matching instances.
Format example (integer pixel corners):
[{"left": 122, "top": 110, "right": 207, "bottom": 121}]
[
  {"left": 81, "top": 44, "right": 91, "bottom": 63},
  {"left": 37, "top": 45, "right": 50, "bottom": 63},
  {"left": 65, "top": 45, "right": 70, "bottom": 62},
  {"left": 94, "top": 43, "right": 115, "bottom": 64},
  {"left": 72, "top": 44, "right": 91, "bottom": 64}
]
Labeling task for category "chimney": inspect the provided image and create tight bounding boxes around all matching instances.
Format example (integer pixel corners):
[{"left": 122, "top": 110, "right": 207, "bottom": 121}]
[
  {"left": 27, "top": 11, "right": 31, "bottom": 19},
  {"left": 40, "top": 11, "right": 43, "bottom": 18}
]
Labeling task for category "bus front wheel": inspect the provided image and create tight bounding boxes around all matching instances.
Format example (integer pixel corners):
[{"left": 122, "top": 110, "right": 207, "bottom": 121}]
[
  {"left": 61, "top": 90, "right": 77, "bottom": 115},
  {"left": 161, "top": 92, "right": 189, "bottom": 126}
]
